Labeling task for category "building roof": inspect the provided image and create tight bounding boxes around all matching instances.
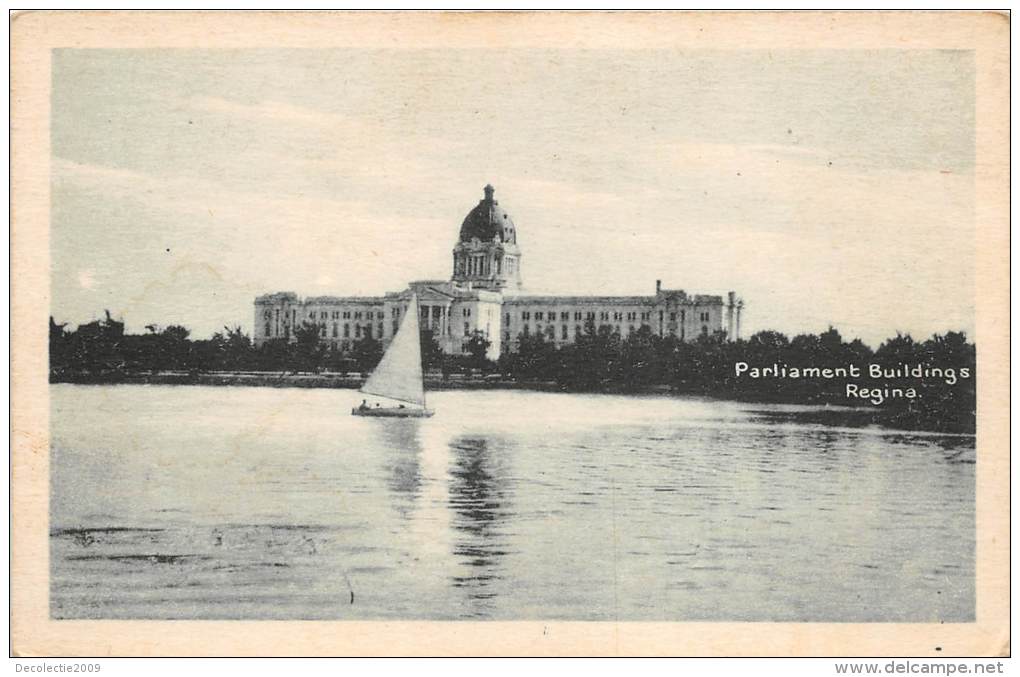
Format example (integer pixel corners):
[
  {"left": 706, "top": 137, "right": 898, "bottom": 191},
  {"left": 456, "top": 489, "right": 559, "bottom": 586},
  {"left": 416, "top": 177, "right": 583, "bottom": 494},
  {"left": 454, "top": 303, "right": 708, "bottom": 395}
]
[
  {"left": 255, "top": 292, "right": 299, "bottom": 304},
  {"left": 304, "top": 295, "right": 385, "bottom": 305},
  {"left": 505, "top": 294, "right": 725, "bottom": 306},
  {"left": 506, "top": 295, "right": 656, "bottom": 306},
  {"left": 458, "top": 184, "right": 517, "bottom": 244}
]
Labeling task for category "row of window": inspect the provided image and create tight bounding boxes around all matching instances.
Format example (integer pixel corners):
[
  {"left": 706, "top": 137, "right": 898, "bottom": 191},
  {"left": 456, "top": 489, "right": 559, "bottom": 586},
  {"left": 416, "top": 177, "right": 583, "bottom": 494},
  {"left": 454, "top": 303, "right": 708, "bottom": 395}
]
[
  {"left": 505, "top": 323, "right": 711, "bottom": 342},
  {"left": 309, "top": 310, "right": 381, "bottom": 320},
  {"left": 513, "top": 310, "right": 657, "bottom": 322},
  {"left": 267, "top": 305, "right": 713, "bottom": 329},
  {"left": 457, "top": 255, "right": 516, "bottom": 277},
  {"left": 264, "top": 322, "right": 384, "bottom": 340},
  {"left": 518, "top": 323, "right": 650, "bottom": 339}
]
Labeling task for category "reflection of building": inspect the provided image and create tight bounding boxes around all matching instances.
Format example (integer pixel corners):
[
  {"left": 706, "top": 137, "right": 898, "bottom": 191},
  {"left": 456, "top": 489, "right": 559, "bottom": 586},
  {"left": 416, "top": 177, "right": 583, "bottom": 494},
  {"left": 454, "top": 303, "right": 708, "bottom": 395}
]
[{"left": 254, "top": 185, "right": 743, "bottom": 360}]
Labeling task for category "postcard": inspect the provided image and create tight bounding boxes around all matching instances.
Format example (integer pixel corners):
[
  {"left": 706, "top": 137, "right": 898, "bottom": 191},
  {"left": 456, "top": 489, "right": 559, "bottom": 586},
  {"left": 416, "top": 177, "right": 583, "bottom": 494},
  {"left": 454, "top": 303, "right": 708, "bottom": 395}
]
[{"left": 10, "top": 10, "right": 1010, "bottom": 657}]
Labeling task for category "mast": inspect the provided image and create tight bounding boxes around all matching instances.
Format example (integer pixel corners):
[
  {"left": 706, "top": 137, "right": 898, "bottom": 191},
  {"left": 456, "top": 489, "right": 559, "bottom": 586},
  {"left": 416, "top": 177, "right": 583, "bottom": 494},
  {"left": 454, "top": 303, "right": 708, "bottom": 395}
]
[{"left": 415, "top": 294, "right": 428, "bottom": 410}]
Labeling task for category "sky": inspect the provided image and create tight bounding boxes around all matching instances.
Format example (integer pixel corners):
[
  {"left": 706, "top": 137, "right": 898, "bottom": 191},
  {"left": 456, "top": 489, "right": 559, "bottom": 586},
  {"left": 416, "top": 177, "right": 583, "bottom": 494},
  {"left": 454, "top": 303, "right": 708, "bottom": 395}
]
[{"left": 51, "top": 48, "right": 975, "bottom": 347}]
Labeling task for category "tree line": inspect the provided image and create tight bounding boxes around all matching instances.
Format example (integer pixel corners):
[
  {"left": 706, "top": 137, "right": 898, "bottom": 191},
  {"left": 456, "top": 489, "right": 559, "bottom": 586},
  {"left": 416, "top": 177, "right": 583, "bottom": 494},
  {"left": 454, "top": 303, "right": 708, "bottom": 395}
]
[
  {"left": 48, "top": 313, "right": 490, "bottom": 376},
  {"left": 496, "top": 320, "right": 975, "bottom": 433},
  {"left": 50, "top": 313, "right": 975, "bottom": 433}
]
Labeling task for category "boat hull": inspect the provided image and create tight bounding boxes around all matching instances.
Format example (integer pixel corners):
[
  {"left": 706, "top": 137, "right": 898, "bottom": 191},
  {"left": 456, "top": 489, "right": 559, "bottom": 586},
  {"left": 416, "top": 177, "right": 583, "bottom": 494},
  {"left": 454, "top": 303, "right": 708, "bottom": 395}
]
[{"left": 351, "top": 407, "right": 434, "bottom": 418}]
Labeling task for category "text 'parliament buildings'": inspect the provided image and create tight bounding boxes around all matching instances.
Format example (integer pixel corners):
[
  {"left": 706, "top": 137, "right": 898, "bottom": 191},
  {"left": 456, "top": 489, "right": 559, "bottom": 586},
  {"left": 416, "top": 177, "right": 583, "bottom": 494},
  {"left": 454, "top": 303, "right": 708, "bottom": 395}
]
[{"left": 254, "top": 185, "right": 745, "bottom": 360}]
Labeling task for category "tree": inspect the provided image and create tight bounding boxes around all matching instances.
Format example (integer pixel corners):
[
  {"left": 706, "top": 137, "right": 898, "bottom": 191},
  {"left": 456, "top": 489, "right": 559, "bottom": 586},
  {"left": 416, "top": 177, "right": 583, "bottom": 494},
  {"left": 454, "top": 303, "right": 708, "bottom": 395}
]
[
  {"left": 49, "top": 317, "right": 69, "bottom": 372},
  {"left": 209, "top": 325, "right": 253, "bottom": 371},
  {"left": 419, "top": 329, "right": 444, "bottom": 371},
  {"left": 351, "top": 336, "right": 383, "bottom": 375},
  {"left": 558, "top": 320, "right": 622, "bottom": 390},
  {"left": 464, "top": 331, "right": 492, "bottom": 370},
  {"left": 293, "top": 320, "right": 324, "bottom": 371},
  {"left": 67, "top": 310, "right": 126, "bottom": 373},
  {"left": 511, "top": 331, "right": 557, "bottom": 380},
  {"left": 159, "top": 325, "right": 192, "bottom": 371}
]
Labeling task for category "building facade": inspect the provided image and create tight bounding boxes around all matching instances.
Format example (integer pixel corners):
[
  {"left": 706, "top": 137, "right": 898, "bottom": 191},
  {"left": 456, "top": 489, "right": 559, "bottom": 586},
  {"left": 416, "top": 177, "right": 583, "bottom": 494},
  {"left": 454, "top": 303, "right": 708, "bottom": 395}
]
[{"left": 254, "top": 185, "right": 743, "bottom": 360}]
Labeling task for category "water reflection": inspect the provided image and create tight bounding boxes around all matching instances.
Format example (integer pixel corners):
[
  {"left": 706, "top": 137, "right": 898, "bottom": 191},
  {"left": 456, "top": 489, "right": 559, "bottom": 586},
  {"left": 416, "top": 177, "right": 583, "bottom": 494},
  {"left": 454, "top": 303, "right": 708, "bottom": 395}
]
[
  {"left": 373, "top": 421, "right": 423, "bottom": 519},
  {"left": 446, "top": 436, "right": 513, "bottom": 615}
]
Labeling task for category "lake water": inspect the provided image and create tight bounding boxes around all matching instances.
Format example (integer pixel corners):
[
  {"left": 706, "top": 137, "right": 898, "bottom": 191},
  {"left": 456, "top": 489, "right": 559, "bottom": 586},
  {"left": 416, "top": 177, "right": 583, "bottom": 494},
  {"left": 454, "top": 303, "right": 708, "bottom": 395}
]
[{"left": 50, "top": 384, "right": 974, "bottom": 621}]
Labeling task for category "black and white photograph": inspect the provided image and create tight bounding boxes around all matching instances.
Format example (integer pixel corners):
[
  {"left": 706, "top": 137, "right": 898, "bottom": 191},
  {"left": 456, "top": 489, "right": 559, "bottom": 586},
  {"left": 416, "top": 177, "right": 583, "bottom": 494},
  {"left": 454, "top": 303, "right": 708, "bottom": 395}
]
[{"left": 10, "top": 10, "right": 1010, "bottom": 658}]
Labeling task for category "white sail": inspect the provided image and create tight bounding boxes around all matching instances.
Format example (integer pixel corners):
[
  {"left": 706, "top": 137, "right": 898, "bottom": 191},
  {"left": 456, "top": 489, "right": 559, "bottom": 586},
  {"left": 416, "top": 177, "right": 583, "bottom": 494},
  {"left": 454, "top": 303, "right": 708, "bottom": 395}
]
[{"left": 360, "top": 293, "right": 426, "bottom": 407}]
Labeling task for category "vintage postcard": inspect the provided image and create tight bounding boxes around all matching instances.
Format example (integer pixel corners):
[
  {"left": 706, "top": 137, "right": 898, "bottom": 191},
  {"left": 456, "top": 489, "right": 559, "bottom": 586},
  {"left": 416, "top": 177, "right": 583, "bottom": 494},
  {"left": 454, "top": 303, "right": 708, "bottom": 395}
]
[{"left": 10, "top": 10, "right": 1010, "bottom": 656}]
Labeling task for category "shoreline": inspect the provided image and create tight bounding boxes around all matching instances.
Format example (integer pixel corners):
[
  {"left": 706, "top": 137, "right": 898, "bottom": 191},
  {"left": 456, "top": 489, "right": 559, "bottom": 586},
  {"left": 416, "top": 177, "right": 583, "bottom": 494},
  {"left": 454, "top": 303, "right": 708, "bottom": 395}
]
[{"left": 50, "top": 370, "right": 975, "bottom": 436}]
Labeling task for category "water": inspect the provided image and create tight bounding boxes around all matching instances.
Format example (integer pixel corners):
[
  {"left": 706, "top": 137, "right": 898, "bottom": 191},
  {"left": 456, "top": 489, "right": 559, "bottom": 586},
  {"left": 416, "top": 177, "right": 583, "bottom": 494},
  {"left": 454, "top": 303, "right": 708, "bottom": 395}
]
[{"left": 50, "top": 384, "right": 974, "bottom": 621}]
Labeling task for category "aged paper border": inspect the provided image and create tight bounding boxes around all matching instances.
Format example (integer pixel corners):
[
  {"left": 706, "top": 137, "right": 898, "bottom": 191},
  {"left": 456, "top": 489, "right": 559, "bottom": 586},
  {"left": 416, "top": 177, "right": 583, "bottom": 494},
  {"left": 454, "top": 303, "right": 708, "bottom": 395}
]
[{"left": 10, "top": 10, "right": 1010, "bottom": 657}]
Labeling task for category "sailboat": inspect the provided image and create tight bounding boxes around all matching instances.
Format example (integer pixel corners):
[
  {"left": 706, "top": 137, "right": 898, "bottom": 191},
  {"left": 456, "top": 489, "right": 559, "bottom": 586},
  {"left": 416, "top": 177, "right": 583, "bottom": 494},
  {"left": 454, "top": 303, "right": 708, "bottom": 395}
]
[{"left": 351, "top": 293, "right": 434, "bottom": 418}]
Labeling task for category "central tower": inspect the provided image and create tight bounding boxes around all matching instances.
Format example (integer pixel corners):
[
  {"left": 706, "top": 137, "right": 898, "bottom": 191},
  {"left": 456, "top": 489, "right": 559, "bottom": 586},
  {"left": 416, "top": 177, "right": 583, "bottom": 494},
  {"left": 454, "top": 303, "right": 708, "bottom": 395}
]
[{"left": 451, "top": 184, "right": 522, "bottom": 292}]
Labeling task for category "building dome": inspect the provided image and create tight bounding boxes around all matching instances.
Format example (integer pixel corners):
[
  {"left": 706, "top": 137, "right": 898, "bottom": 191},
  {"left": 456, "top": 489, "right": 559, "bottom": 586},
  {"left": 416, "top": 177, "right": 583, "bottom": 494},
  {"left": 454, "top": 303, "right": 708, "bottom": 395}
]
[{"left": 458, "top": 184, "right": 517, "bottom": 244}]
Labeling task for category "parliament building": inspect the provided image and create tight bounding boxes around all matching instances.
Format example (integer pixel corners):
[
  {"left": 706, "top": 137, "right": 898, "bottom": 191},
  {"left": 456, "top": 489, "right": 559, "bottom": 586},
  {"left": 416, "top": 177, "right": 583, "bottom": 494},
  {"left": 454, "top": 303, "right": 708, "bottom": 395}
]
[{"left": 254, "top": 185, "right": 744, "bottom": 360}]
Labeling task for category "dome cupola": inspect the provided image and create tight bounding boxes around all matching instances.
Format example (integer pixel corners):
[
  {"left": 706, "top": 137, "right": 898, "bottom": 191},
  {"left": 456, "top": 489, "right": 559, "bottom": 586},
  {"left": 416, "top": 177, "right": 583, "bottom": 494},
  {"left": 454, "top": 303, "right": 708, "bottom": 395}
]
[
  {"left": 458, "top": 184, "right": 517, "bottom": 244},
  {"left": 451, "top": 184, "right": 523, "bottom": 293}
]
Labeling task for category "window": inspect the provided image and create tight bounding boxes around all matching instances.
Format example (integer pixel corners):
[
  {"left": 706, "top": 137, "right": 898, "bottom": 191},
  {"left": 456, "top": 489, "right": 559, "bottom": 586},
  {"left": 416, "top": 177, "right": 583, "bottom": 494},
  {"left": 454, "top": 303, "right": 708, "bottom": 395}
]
[
  {"left": 505, "top": 313, "right": 510, "bottom": 324},
  {"left": 600, "top": 311, "right": 609, "bottom": 321},
  {"left": 560, "top": 312, "right": 569, "bottom": 321},
  {"left": 354, "top": 311, "right": 362, "bottom": 320},
  {"left": 670, "top": 312, "right": 677, "bottom": 322},
  {"left": 561, "top": 325, "right": 568, "bottom": 340},
  {"left": 355, "top": 325, "right": 361, "bottom": 339},
  {"left": 320, "top": 312, "right": 326, "bottom": 319},
  {"left": 463, "top": 308, "right": 471, "bottom": 317},
  {"left": 464, "top": 322, "right": 470, "bottom": 336},
  {"left": 320, "top": 325, "right": 327, "bottom": 337},
  {"left": 575, "top": 325, "right": 581, "bottom": 336},
  {"left": 548, "top": 309, "right": 556, "bottom": 318},
  {"left": 546, "top": 325, "right": 555, "bottom": 339},
  {"left": 522, "top": 311, "right": 530, "bottom": 320},
  {"left": 504, "top": 331, "right": 511, "bottom": 343},
  {"left": 613, "top": 311, "right": 622, "bottom": 321},
  {"left": 263, "top": 310, "right": 270, "bottom": 319},
  {"left": 535, "top": 312, "right": 543, "bottom": 321},
  {"left": 309, "top": 312, "right": 315, "bottom": 318},
  {"left": 265, "top": 322, "right": 271, "bottom": 336},
  {"left": 574, "top": 311, "right": 582, "bottom": 321},
  {"left": 332, "top": 324, "right": 338, "bottom": 338},
  {"left": 344, "top": 324, "right": 350, "bottom": 338},
  {"left": 629, "top": 325, "right": 635, "bottom": 334},
  {"left": 366, "top": 325, "right": 373, "bottom": 339},
  {"left": 378, "top": 323, "right": 383, "bottom": 337}
]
